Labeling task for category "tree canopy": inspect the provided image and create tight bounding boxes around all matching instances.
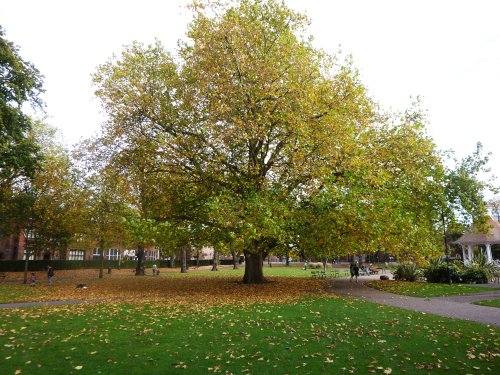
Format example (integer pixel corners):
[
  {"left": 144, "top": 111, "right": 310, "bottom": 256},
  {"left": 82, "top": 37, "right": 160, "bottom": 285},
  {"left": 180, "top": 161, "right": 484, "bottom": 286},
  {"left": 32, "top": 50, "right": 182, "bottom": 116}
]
[{"left": 90, "top": 0, "right": 495, "bottom": 282}]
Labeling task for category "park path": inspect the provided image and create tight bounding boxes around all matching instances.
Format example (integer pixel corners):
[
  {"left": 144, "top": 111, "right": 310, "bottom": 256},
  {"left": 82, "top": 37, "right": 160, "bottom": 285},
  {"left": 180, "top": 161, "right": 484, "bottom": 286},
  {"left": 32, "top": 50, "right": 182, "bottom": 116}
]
[{"left": 327, "top": 275, "right": 500, "bottom": 327}]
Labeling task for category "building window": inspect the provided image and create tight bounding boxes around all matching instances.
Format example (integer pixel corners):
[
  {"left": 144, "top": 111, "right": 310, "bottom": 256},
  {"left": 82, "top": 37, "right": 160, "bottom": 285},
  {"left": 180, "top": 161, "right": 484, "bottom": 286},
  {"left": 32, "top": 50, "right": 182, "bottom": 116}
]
[
  {"left": 69, "top": 250, "right": 85, "bottom": 260},
  {"left": 105, "top": 248, "right": 120, "bottom": 260},
  {"left": 23, "top": 250, "right": 34, "bottom": 260},
  {"left": 123, "top": 249, "right": 136, "bottom": 259},
  {"left": 145, "top": 249, "right": 159, "bottom": 261},
  {"left": 92, "top": 248, "right": 100, "bottom": 260}
]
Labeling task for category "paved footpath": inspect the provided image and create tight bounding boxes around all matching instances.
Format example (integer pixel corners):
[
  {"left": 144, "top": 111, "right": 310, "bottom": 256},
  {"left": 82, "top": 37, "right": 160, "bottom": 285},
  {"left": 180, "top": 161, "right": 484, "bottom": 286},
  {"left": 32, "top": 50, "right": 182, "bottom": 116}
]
[{"left": 327, "top": 275, "right": 500, "bottom": 327}]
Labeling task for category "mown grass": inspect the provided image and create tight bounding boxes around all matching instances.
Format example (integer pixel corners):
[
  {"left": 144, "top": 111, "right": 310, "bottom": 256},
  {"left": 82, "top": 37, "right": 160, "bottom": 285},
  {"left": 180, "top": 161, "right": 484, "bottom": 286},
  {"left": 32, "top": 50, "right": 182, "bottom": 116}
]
[
  {"left": 1, "top": 296, "right": 498, "bottom": 374},
  {"left": 473, "top": 299, "right": 500, "bottom": 308},
  {"left": 367, "top": 280, "right": 500, "bottom": 297}
]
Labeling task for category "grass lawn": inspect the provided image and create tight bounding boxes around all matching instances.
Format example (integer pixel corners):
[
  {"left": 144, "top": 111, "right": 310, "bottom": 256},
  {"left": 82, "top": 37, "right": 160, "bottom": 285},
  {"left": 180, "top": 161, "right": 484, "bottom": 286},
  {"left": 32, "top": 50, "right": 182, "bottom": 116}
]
[
  {"left": 0, "top": 270, "right": 499, "bottom": 374},
  {"left": 473, "top": 299, "right": 500, "bottom": 308},
  {"left": 1, "top": 296, "right": 498, "bottom": 374},
  {"left": 367, "top": 280, "right": 500, "bottom": 297}
]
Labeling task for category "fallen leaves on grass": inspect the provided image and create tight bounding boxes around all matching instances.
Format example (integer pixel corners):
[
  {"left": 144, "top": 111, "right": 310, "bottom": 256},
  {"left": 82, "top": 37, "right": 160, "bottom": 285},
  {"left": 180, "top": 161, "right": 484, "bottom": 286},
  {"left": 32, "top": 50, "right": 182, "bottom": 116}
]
[{"left": 0, "top": 274, "right": 327, "bottom": 307}]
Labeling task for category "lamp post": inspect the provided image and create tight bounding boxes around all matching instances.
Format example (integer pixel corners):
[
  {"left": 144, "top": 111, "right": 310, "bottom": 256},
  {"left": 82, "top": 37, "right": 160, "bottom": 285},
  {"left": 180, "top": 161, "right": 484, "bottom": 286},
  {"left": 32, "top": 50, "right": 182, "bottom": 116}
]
[{"left": 445, "top": 253, "right": 452, "bottom": 285}]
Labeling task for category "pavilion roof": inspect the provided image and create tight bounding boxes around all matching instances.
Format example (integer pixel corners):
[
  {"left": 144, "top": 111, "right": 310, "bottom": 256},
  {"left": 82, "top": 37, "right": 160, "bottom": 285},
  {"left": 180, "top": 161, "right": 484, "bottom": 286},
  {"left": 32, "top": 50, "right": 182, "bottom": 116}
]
[{"left": 455, "top": 218, "right": 500, "bottom": 245}]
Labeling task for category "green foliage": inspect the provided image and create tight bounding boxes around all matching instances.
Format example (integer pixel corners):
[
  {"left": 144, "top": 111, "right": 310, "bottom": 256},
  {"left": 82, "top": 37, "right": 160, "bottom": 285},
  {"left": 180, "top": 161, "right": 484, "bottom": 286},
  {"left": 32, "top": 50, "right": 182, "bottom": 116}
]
[
  {"left": 462, "top": 253, "right": 500, "bottom": 283},
  {"left": 440, "top": 144, "right": 498, "bottom": 253},
  {"left": 393, "top": 262, "right": 422, "bottom": 282},
  {"left": 0, "top": 26, "right": 44, "bottom": 186},
  {"left": 423, "top": 257, "right": 462, "bottom": 284},
  {"left": 461, "top": 267, "right": 489, "bottom": 284}
]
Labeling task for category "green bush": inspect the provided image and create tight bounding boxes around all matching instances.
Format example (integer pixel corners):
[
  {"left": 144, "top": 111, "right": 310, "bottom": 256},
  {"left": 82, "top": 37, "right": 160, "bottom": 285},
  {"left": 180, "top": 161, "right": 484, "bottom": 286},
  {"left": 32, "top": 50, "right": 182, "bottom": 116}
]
[
  {"left": 463, "top": 253, "right": 499, "bottom": 283},
  {"left": 461, "top": 266, "right": 489, "bottom": 284},
  {"left": 394, "top": 262, "right": 422, "bottom": 282},
  {"left": 423, "top": 257, "right": 461, "bottom": 283}
]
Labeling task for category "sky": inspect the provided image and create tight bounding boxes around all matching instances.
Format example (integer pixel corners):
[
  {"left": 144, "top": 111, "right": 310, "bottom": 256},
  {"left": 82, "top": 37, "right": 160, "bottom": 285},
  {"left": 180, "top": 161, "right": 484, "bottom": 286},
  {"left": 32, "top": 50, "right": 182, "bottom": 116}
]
[{"left": 1, "top": 0, "right": 499, "bottom": 195}]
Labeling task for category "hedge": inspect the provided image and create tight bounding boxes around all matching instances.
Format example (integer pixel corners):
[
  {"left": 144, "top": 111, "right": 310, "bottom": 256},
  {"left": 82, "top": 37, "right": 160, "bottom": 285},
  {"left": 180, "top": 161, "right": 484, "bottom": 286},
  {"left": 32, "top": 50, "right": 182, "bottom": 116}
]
[
  {"left": 0, "top": 258, "right": 243, "bottom": 272},
  {"left": 0, "top": 260, "right": 168, "bottom": 272}
]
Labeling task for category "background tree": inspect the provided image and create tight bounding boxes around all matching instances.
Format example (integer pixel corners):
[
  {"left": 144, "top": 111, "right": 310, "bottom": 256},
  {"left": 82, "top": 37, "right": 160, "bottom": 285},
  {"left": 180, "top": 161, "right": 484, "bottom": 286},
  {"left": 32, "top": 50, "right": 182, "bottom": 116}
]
[
  {"left": 0, "top": 26, "right": 44, "bottom": 239},
  {"left": 439, "top": 143, "right": 498, "bottom": 257},
  {"left": 487, "top": 197, "right": 500, "bottom": 222},
  {"left": 74, "top": 137, "right": 129, "bottom": 278}
]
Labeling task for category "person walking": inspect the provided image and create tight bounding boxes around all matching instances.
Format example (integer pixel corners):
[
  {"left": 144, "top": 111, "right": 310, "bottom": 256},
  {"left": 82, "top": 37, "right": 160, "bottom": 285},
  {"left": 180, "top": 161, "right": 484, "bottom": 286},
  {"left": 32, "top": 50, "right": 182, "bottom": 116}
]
[{"left": 47, "top": 266, "right": 54, "bottom": 286}]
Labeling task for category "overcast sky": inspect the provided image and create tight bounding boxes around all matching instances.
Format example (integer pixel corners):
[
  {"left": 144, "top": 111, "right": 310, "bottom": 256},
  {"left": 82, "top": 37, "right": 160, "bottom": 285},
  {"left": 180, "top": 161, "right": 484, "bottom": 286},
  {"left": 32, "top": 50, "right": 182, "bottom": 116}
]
[{"left": 1, "top": 0, "right": 499, "bottom": 194}]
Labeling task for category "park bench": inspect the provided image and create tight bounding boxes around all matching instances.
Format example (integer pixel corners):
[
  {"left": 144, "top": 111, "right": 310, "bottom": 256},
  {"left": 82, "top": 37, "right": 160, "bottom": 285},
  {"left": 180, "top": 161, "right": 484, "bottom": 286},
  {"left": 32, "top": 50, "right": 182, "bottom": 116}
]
[
  {"left": 311, "top": 270, "right": 326, "bottom": 278},
  {"left": 329, "top": 270, "right": 350, "bottom": 278}
]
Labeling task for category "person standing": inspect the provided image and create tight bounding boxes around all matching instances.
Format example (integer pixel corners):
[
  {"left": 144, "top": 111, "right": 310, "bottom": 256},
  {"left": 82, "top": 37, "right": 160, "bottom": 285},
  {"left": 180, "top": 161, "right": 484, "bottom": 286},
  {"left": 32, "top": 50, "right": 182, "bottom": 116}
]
[
  {"left": 353, "top": 262, "right": 360, "bottom": 282},
  {"left": 47, "top": 265, "right": 54, "bottom": 286},
  {"left": 29, "top": 272, "right": 36, "bottom": 287}
]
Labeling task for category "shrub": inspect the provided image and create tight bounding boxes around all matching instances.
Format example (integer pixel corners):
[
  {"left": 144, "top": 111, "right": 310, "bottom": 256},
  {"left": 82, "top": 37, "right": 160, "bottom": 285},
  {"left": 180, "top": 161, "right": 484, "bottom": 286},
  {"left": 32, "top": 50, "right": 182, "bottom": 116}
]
[
  {"left": 423, "top": 257, "right": 461, "bottom": 283},
  {"left": 463, "top": 253, "right": 499, "bottom": 283},
  {"left": 461, "top": 266, "right": 489, "bottom": 284},
  {"left": 393, "top": 262, "right": 422, "bottom": 282}
]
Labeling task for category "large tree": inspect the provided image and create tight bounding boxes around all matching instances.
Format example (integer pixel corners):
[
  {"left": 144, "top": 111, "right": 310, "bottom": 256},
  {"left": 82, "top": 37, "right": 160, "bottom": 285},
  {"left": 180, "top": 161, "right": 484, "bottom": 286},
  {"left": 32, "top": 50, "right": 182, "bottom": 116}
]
[
  {"left": 93, "top": 0, "right": 493, "bottom": 283},
  {"left": 93, "top": 0, "right": 376, "bottom": 283}
]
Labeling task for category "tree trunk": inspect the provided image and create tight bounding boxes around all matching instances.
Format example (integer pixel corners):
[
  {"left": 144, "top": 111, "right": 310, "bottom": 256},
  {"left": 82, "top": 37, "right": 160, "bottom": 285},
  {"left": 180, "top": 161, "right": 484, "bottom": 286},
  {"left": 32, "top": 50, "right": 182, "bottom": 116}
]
[
  {"left": 180, "top": 247, "right": 187, "bottom": 273},
  {"left": 23, "top": 249, "right": 29, "bottom": 284},
  {"left": 99, "top": 239, "right": 105, "bottom": 279},
  {"left": 285, "top": 247, "right": 290, "bottom": 266},
  {"left": 268, "top": 255, "right": 272, "bottom": 267},
  {"left": 135, "top": 245, "right": 145, "bottom": 275},
  {"left": 243, "top": 249, "right": 266, "bottom": 284},
  {"left": 211, "top": 250, "right": 219, "bottom": 271},
  {"left": 231, "top": 251, "right": 238, "bottom": 270}
]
